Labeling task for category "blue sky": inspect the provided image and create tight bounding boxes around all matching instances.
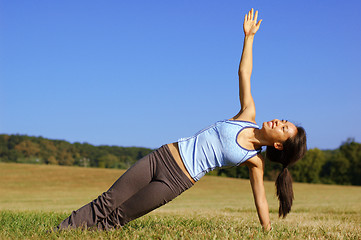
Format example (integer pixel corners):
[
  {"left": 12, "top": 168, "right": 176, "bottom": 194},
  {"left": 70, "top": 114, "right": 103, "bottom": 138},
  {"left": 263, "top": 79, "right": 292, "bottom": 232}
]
[{"left": 1, "top": 0, "right": 360, "bottom": 150}]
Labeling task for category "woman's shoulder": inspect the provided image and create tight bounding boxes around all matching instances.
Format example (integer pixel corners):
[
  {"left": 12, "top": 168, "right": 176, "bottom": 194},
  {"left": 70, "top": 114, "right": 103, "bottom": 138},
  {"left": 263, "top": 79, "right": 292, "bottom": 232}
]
[
  {"left": 230, "top": 109, "right": 256, "bottom": 124},
  {"left": 228, "top": 113, "right": 257, "bottom": 124}
]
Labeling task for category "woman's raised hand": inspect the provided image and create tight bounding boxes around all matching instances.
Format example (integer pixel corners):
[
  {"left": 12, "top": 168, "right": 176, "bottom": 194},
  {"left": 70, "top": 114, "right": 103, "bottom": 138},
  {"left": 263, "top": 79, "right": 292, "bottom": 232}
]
[{"left": 243, "top": 8, "right": 262, "bottom": 36}]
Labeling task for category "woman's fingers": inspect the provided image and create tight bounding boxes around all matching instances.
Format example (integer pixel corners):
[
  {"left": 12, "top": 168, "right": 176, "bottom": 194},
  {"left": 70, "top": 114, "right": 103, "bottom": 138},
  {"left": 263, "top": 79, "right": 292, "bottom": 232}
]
[
  {"left": 256, "top": 19, "right": 262, "bottom": 28},
  {"left": 246, "top": 8, "right": 258, "bottom": 22},
  {"left": 254, "top": 10, "right": 258, "bottom": 23},
  {"left": 245, "top": 8, "right": 260, "bottom": 25}
]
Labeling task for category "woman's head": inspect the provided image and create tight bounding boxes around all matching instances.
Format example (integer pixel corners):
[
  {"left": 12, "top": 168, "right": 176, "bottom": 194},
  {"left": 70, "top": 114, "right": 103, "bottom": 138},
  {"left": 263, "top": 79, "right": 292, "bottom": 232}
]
[
  {"left": 266, "top": 124, "right": 307, "bottom": 167},
  {"left": 265, "top": 122, "right": 307, "bottom": 218},
  {"left": 262, "top": 119, "right": 298, "bottom": 151}
]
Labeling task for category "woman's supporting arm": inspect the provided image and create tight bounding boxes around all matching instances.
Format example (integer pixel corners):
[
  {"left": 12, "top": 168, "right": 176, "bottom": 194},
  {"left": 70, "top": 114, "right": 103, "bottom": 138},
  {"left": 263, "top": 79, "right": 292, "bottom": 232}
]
[
  {"left": 246, "top": 154, "right": 271, "bottom": 231},
  {"left": 233, "top": 9, "right": 262, "bottom": 121}
]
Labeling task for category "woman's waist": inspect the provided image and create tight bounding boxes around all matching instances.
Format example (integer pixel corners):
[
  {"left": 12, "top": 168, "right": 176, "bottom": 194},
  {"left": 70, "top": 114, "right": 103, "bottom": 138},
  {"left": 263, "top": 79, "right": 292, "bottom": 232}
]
[{"left": 167, "top": 142, "right": 196, "bottom": 184}]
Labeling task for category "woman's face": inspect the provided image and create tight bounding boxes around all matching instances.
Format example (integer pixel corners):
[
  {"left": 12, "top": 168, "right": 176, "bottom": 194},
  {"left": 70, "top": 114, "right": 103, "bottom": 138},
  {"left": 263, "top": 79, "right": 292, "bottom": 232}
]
[{"left": 262, "top": 119, "right": 297, "bottom": 148}]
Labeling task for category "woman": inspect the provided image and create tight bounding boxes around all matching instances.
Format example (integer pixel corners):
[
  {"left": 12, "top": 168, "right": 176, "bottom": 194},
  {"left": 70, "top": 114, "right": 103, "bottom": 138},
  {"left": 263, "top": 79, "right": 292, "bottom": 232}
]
[{"left": 56, "top": 8, "right": 306, "bottom": 232}]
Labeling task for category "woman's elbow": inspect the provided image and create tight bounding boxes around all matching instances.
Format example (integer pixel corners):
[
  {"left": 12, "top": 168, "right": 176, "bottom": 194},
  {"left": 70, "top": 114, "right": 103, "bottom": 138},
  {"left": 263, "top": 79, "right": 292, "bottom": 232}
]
[{"left": 238, "top": 69, "right": 252, "bottom": 79}]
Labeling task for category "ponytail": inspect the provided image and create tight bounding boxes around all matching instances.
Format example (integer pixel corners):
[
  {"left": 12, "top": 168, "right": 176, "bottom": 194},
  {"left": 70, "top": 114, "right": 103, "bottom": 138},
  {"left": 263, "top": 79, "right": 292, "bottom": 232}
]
[
  {"left": 275, "top": 167, "right": 294, "bottom": 218},
  {"left": 266, "top": 126, "right": 307, "bottom": 218}
]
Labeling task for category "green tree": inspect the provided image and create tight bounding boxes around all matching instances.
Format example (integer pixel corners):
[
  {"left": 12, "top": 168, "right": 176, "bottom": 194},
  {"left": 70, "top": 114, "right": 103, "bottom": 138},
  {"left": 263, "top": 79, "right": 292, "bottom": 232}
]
[
  {"left": 7, "top": 135, "right": 23, "bottom": 149},
  {"left": 47, "top": 156, "right": 58, "bottom": 165},
  {"left": 119, "top": 155, "right": 134, "bottom": 169},
  {"left": 339, "top": 138, "right": 361, "bottom": 185},
  {"left": 14, "top": 140, "right": 40, "bottom": 157},
  {"left": 292, "top": 148, "right": 325, "bottom": 183},
  {"left": 7, "top": 149, "right": 24, "bottom": 162},
  {"left": 57, "top": 150, "right": 75, "bottom": 166},
  {"left": 321, "top": 151, "right": 350, "bottom": 185},
  {"left": 97, "top": 154, "right": 119, "bottom": 168}
]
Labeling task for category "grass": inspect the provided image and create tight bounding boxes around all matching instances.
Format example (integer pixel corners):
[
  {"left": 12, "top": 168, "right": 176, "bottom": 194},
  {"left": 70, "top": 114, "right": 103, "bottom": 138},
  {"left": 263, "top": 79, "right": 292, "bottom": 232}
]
[{"left": 0, "top": 162, "right": 360, "bottom": 239}]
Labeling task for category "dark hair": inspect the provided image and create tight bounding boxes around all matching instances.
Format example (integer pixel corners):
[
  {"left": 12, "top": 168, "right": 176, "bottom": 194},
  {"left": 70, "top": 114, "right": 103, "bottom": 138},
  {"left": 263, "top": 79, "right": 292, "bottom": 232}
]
[{"left": 266, "top": 126, "right": 307, "bottom": 218}]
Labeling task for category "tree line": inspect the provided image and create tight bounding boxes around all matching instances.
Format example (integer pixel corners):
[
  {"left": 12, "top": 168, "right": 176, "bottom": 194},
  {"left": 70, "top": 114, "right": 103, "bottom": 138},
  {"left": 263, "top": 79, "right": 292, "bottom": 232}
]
[
  {"left": 0, "top": 134, "right": 360, "bottom": 186},
  {"left": 0, "top": 134, "right": 153, "bottom": 170}
]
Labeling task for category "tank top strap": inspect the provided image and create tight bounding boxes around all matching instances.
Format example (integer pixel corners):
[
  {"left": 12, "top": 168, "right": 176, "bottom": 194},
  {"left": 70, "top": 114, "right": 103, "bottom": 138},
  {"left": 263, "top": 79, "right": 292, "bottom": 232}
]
[{"left": 225, "top": 119, "right": 259, "bottom": 128}]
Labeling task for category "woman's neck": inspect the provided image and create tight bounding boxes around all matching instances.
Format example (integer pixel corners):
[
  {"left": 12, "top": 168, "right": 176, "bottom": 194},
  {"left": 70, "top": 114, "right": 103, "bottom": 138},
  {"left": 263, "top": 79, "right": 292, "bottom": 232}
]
[{"left": 251, "top": 128, "right": 272, "bottom": 149}]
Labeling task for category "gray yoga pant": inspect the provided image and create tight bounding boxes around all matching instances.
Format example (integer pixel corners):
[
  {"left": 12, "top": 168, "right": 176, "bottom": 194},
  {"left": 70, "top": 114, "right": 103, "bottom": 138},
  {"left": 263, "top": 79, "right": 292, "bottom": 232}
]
[{"left": 57, "top": 145, "right": 194, "bottom": 230}]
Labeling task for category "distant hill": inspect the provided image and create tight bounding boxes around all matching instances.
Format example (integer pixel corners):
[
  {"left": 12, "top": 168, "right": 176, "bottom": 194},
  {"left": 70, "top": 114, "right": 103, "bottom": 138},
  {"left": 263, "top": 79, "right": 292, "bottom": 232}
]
[
  {"left": 0, "top": 134, "right": 153, "bottom": 169},
  {"left": 0, "top": 134, "right": 360, "bottom": 185}
]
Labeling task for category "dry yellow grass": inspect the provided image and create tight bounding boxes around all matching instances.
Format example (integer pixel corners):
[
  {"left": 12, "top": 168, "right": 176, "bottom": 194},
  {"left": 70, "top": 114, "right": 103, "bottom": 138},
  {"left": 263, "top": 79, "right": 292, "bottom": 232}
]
[
  {"left": 1, "top": 162, "right": 360, "bottom": 213},
  {"left": 0, "top": 162, "right": 360, "bottom": 239}
]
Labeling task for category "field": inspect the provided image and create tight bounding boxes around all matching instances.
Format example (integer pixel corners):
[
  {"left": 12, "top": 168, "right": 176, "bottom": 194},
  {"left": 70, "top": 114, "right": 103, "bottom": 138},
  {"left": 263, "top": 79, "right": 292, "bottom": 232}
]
[{"left": 0, "top": 163, "right": 360, "bottom": 239}]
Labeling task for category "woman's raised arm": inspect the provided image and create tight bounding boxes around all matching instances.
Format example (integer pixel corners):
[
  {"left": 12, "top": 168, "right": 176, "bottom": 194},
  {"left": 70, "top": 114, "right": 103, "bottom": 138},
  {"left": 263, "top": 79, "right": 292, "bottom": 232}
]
[{"left": 232, "top": 9, "right": 262, "bottom": 122}]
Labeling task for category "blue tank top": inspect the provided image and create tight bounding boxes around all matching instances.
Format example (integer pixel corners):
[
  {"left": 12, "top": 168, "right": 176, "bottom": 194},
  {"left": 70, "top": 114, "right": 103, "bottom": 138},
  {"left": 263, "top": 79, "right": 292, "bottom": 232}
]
[{"left": 178, "top": 120, "right": 262, "bottom": 181}]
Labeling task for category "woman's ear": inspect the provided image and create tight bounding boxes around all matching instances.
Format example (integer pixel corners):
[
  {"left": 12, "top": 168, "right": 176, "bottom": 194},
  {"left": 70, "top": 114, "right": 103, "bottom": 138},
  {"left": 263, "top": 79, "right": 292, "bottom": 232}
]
[{"left": 274, "top": 142, "right": 284, "bottom": 150}]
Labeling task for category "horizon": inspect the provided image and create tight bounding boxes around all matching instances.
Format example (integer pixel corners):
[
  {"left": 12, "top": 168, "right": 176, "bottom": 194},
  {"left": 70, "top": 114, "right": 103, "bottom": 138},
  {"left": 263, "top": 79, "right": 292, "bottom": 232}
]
[{"left": 1, "top": 132, "right": 357, "bottom": 151}]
